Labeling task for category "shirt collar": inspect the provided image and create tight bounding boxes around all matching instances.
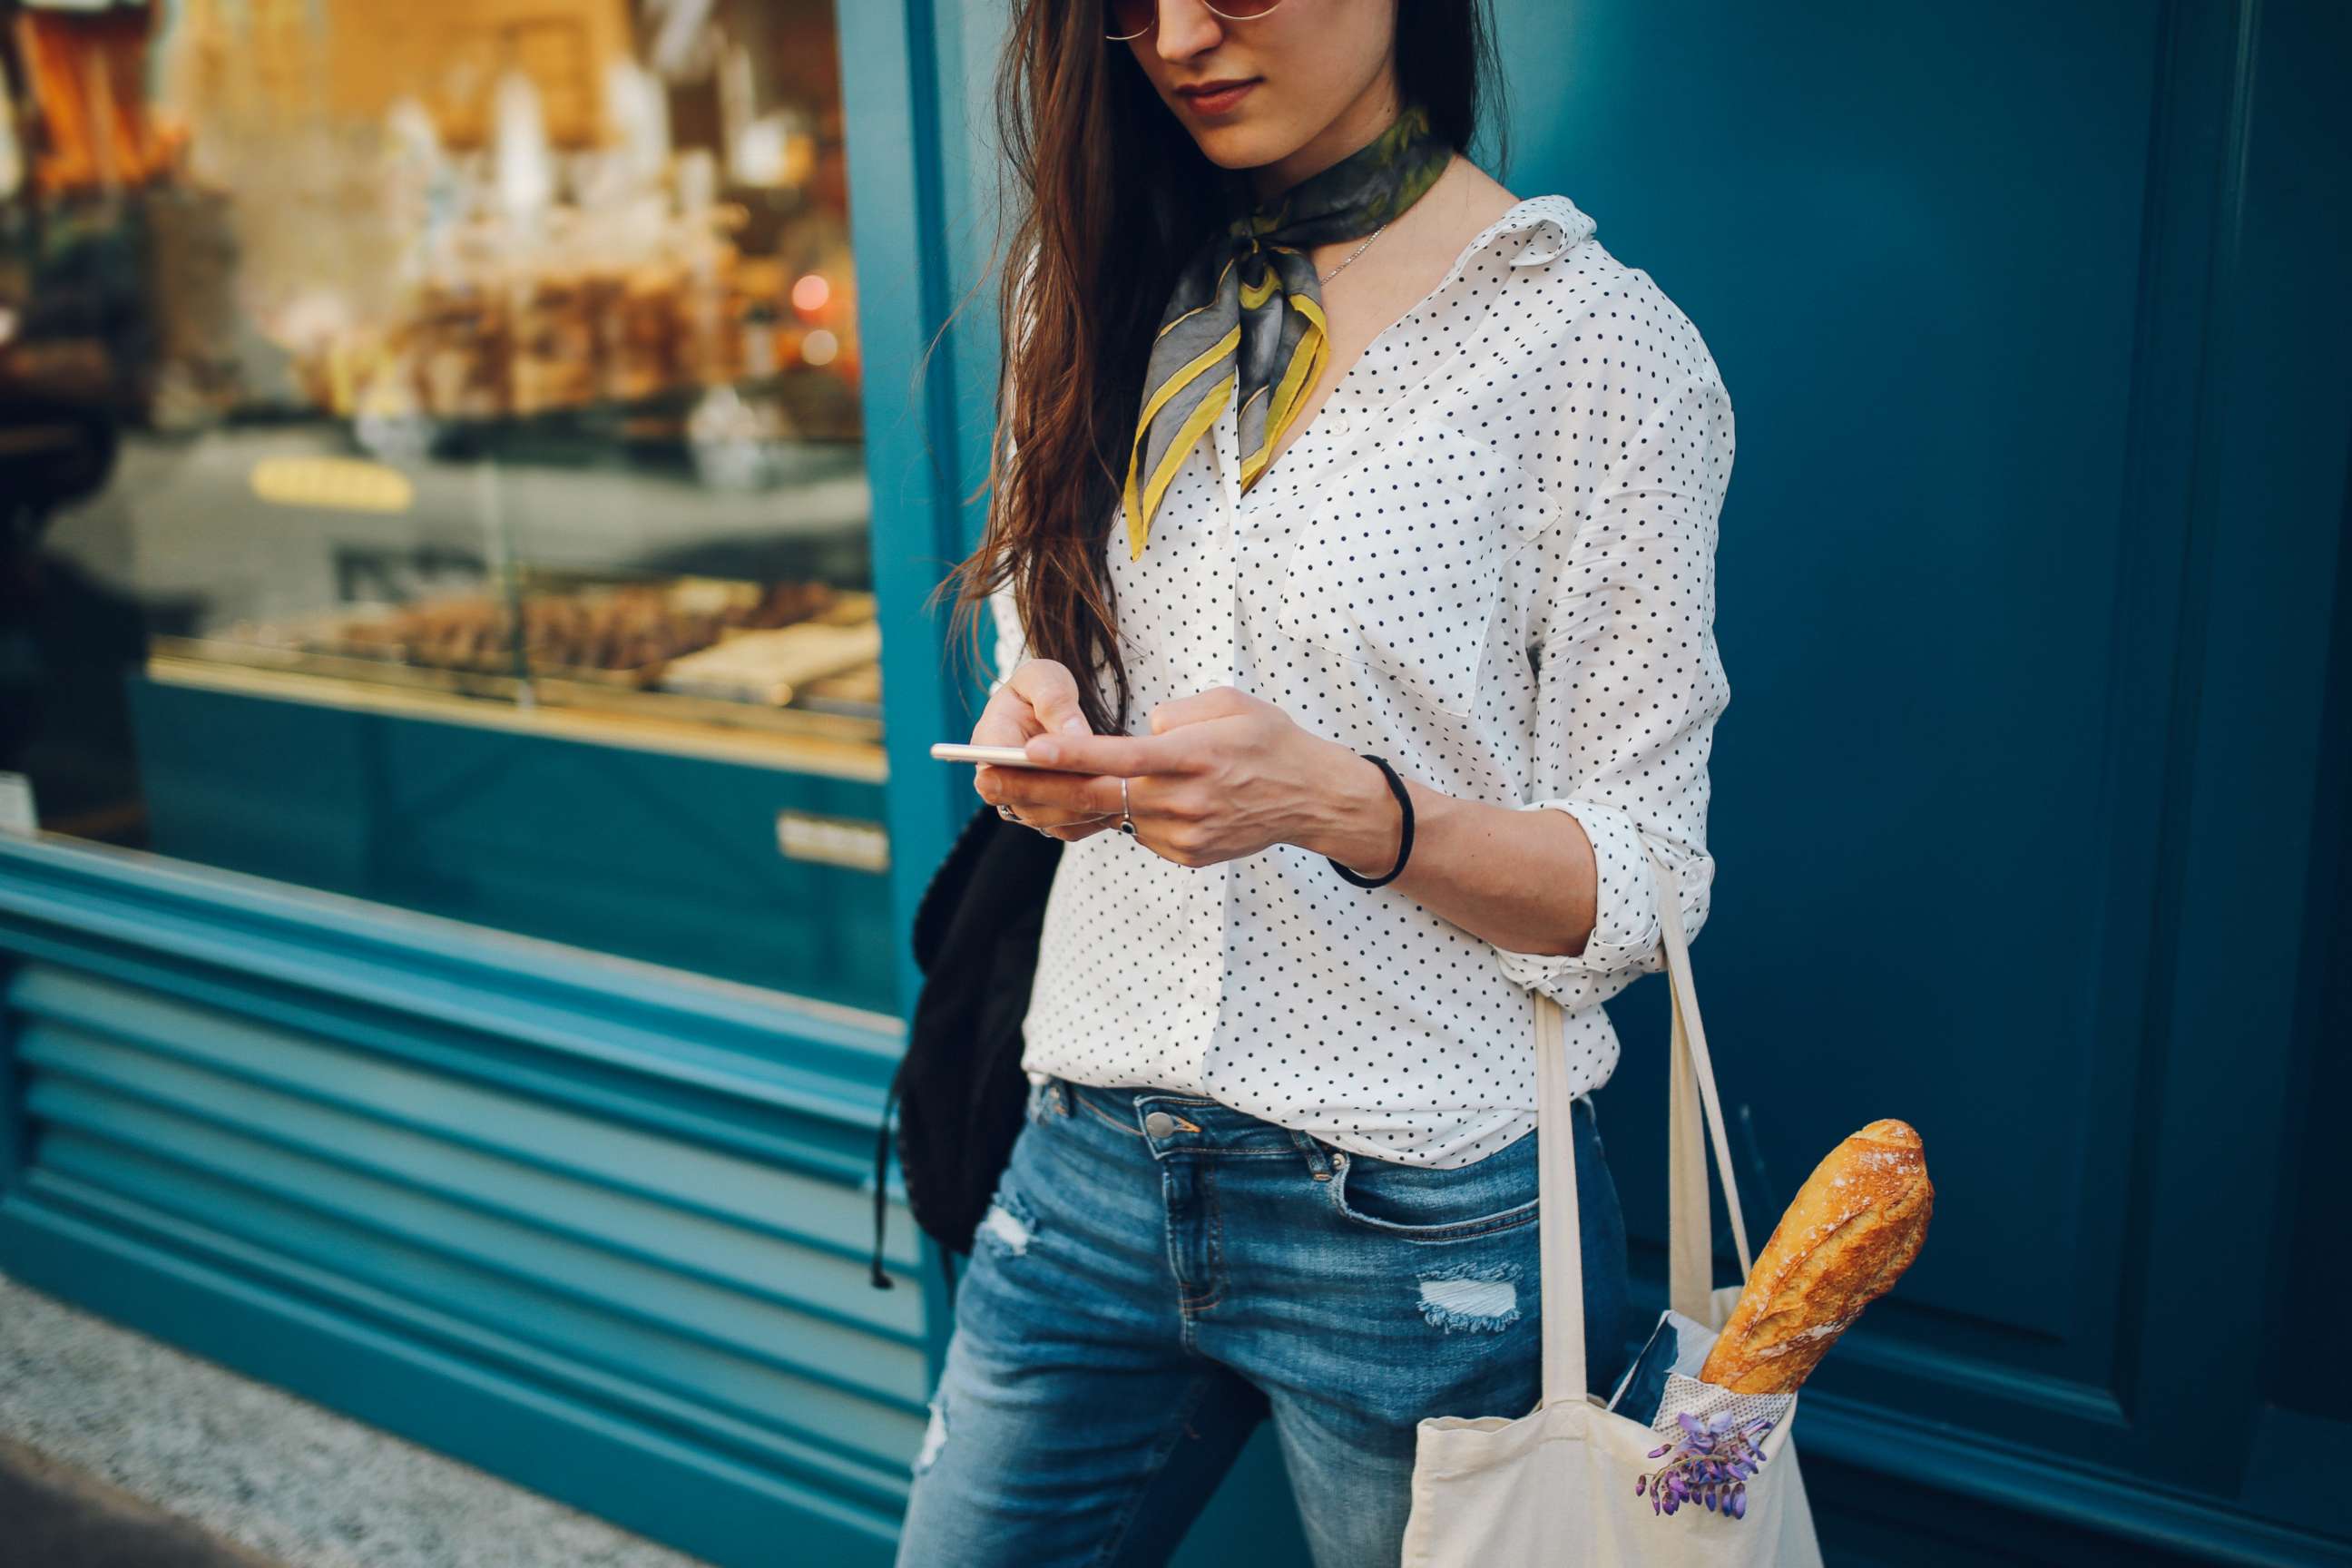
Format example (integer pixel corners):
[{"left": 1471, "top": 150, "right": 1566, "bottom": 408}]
[
  {"left": 1210, "top": 193, "right": 1598, "bottom": 514},
  {"left": 1492, "top": 193, "right": 1598, "bottom": 268}
]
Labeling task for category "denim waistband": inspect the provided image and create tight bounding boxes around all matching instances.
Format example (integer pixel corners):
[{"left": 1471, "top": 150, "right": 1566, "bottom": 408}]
[{"left": 1042, "top": 1073, "right": 1589, "bottom": 1168}]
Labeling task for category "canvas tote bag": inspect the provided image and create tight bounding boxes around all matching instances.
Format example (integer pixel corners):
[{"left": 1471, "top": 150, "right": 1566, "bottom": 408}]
[{"left": 1400, "top": 847, "right": 1827, "bottom": 1565}]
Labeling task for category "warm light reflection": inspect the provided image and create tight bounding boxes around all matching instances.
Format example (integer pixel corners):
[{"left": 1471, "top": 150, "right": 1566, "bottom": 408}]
[{"left": 249, "top": 456, "right": 416, "bottom": 514}]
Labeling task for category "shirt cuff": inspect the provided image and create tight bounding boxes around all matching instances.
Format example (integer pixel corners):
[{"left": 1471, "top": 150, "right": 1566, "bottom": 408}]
[{"left": 1489, "top": 799, "right": 1666, "bottom": 994}]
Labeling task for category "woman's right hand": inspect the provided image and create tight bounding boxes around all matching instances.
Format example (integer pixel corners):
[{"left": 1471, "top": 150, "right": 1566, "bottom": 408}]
[{"left": 971, "top": 660, "right": 1111, "bottom": 835}]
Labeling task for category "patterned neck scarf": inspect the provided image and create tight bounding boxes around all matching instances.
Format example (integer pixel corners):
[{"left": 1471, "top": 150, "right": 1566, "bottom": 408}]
[{"left": 1120, "top": 103, "right": 1454, "bottom": 561}]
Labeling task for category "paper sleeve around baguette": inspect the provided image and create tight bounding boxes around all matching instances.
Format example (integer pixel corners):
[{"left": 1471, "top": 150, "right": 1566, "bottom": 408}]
[{"left": 1697, "top": 1118, "right": 1933, "bottom": 1395}]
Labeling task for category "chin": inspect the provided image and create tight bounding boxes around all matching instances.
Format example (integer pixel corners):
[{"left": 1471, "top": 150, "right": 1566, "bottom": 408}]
[{"left": 1185, "top": 124, "right": 1289, "bottom": 172}]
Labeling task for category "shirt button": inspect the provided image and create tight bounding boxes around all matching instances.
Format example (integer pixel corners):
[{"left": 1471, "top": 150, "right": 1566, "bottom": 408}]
[{"left": 1144, "top": 1111, "right": 1176, "bottom": 1138}]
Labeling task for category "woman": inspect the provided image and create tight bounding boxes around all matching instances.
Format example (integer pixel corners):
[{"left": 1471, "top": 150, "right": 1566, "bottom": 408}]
[{"left": 900, "top": 0, "right": 1732, "bottom": 1563}]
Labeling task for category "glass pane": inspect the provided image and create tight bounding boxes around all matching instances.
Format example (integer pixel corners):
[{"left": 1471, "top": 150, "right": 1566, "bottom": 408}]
[{"left": 3, "top": 0, "right": 893, "bottom": 1014}]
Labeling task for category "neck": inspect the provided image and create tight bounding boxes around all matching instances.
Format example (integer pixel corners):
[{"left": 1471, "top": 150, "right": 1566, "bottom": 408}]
[{"left": 1249, "top": 72, "right": 1407, "bottom": 205}]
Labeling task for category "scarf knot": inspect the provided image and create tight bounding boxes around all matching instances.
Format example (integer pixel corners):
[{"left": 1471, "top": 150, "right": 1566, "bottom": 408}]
[{"left": 1118, "top": 104, "right": 1453, "bottom": 562}]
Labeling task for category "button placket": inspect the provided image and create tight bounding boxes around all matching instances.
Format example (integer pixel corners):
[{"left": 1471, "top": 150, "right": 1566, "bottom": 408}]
[{"left": 1269, "top": 413, "right": 1516, "bottom": 726}]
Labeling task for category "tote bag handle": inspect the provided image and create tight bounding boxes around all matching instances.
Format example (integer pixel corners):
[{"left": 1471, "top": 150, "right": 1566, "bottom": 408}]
[
  {"left": 1659, "top": 849, "right": 1757, "bottom": 1322},
  {"left": 1537, "top": 845, "right": 1758, "bottom": 1410}
]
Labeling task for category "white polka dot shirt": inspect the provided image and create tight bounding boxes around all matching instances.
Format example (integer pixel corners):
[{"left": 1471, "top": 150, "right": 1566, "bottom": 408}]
[{"left": 986, "top": 193, "right": 1734, "bottom": 1167}]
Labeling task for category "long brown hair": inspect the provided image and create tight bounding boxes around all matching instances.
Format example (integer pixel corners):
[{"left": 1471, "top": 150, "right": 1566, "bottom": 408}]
[{"left": 932, "top": 0, "right": 1510, "bottom": 738}]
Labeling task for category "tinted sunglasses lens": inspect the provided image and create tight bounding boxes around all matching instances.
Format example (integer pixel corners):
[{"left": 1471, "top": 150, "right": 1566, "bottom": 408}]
[{"left": 1107, "top": 0, "right": 1283, "bottom": 35}]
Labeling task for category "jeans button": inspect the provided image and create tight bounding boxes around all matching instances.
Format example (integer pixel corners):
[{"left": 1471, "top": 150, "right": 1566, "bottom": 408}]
[{"left": 1144, "top": 1111, "right": 1175, "bottom": 1138}]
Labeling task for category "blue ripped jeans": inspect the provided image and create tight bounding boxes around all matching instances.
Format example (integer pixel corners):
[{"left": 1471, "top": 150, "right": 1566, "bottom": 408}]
[{"left": 891, "top": 1074, "right": 1632, "bottom": 1568}]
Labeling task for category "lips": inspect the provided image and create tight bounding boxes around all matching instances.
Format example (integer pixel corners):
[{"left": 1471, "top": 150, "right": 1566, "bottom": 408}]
[{"left": 1176, "top": 78, "right": 1259, "bottom": 113}]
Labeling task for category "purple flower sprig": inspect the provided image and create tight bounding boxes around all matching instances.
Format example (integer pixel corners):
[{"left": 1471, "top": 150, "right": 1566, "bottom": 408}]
[{"left": 1635, "top": 1407, "right": 1776, "bottom": 1520}]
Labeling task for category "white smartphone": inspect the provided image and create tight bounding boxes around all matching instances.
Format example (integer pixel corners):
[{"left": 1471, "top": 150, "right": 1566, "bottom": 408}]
[{"left": 930, "top": 741, "right": 1090, "bottom": 770}]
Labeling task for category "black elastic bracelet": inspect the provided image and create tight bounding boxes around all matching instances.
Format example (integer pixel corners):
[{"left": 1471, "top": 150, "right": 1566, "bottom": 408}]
[{"left": 1328, "top": 753, "right": 1414, "bottom": 887}]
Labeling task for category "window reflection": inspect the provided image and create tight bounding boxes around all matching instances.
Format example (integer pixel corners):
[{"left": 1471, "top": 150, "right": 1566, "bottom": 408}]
[{"left": 2, "top": 0, "right": 891, "bottom": 1007}]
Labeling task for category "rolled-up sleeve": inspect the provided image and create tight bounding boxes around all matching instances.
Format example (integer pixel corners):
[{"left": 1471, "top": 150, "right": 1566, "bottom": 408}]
[{"left": 1490, "top": 371, "right": 1733, "bottom": 1010}]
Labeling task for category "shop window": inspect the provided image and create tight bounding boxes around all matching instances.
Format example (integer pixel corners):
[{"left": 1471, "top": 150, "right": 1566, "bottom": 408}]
[{"left": 1, "top": 0, "right": 895, "bottom": 1014}]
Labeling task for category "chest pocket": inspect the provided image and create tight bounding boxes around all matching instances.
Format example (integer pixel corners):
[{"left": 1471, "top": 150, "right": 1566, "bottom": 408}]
[{"left": 1274, "top": 417, "right": 1534, "bottom": 723}]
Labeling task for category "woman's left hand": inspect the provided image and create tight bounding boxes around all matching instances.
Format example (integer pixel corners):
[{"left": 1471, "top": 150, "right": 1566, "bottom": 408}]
[{"left": 974, "top": 685, "right": 1363, "bottom": 867}]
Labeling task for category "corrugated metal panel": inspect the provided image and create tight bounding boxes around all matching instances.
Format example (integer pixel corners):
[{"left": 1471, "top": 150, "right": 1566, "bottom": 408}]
[{"left": 2, "top": 956, "right": 927, "bottom": 1534}]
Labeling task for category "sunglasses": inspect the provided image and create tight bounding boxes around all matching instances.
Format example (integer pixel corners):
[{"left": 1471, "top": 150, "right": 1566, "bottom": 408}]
[{"left": 1105, "top": 0, "right": 1287, "bottom": 43}]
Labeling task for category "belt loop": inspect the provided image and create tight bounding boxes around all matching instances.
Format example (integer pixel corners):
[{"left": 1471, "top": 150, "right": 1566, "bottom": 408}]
[{"left": 1289, "top": 1127, "right": 1333, "bottom": 1177}]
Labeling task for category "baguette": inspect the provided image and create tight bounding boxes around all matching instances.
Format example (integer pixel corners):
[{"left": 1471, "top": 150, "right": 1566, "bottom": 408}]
[{"left": 1697, "top": 1118, "right": 1932, "bottom": 1395}]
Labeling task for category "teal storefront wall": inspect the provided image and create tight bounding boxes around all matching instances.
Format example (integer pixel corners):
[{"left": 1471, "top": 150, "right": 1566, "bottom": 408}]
[
  {"left": 0, "top": 839, "right": 923, "bottom": 1563},
  {"left": 4, "top": 3, "right": 2348, "bottom": 1567},
  {"left": 118, "top": 674, "right": 897, "bottom": 1012}
]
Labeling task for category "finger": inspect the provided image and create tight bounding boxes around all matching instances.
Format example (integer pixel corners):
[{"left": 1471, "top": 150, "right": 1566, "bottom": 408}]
[
  {"left": 1022, "top": 728, "right": 1194, "bottom": 778},
  {"left": 986, "top": 768, "right": 1121, "bottom": 816},
  {"left": 970, "top": 684, "right": 1043, "bottom": 748},
  {"left": 1147, "top": 685, "right": 1253, "bottom": 734},
  {"left": 1009, "top": 659, "right": 1093, "bottom": 738},
  {"left": 975, "top": 762, "right": 1082, "bottom": 808},
  {"left": 1035, "top": 809, "right": 1120, "bottom": 838}
]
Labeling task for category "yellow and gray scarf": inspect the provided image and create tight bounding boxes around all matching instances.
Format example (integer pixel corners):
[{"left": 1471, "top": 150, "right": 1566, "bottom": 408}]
[{"left": 1120, "top": 103, "right": 1454, "bottom": 561}]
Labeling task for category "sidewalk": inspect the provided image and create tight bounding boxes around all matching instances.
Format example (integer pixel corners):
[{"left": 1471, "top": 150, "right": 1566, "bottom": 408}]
[
  {"left": 0, "top": 1432, "right": 286, "bottom": 1568},
  {"left": 0, "top": 1268, "right": 716, "bottom": 1568}
]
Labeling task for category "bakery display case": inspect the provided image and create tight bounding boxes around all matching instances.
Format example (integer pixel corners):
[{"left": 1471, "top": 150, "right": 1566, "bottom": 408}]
[
  {"left": 167, "top": 570, "right": 883, "bottom": 738},
  {"left": 4, "top": 0, "right": 898, "bottom": 1010}
]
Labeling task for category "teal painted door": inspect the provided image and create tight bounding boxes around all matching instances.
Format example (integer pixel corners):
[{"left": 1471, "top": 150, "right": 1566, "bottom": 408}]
[{"left": 1469, "top": 0, "right": 2347, "bottom": 1561}]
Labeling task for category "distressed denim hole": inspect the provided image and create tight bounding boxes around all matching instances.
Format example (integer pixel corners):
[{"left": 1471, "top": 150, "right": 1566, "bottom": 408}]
[
  {"left": 913, "top": 1388, "right": 947, "bottom": 1476},
  {"left": 1416, "top": 1259, "right": 1524, "bottom": 1332},
  {"left": 976, "top": 1187, "right": 1038, "bottom": 1257}
]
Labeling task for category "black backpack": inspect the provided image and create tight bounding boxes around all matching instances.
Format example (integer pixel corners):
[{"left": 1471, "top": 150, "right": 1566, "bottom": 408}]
[{"left": 868, "top": 799, "right": 1063, "bottom": 1295}]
